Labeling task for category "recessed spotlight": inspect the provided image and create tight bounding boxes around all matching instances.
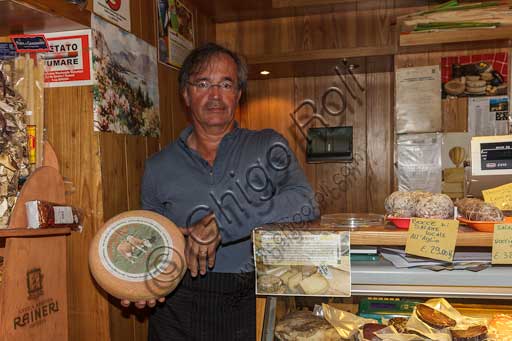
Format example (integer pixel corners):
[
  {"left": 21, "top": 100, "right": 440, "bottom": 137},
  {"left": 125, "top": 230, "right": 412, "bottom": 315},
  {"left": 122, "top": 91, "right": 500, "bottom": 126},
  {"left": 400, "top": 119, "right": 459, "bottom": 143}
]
[{"left": 260, "top": 70, "right": 270, "bottom": 75}]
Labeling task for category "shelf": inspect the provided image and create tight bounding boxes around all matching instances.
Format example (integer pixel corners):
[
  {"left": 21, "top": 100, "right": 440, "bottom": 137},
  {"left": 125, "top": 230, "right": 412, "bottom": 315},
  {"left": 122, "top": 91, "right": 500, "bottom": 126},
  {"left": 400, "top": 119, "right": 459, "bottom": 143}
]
[
  {"left": 399, "top": 26, "right": 512, "bottom": 47},
  {"left": 0, "top": 0, "right": 88, "bottom": 36},
  {"left": 0, "top": 227, "right": 71, "bottom": 238},
  {"left": 261, "top": 221, "right": 493, "bottom": 247},
  {"left": 247, "top": 46, "right": 396, "bottom": 79},
  {"left": 350, "top": 225, "right": 493, "bottom": 247},
  {"left": 352, "top": 259, "right": 512, "bottom": 299}
]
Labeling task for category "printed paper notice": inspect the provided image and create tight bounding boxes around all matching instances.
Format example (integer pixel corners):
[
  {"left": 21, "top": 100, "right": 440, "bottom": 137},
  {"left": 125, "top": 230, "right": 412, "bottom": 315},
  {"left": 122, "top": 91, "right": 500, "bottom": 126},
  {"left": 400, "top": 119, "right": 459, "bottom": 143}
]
[
  {"left": 41, "top": 30, "right": 93, "bottom": 88},
  {"left": 483, "top": 182, "right": 512, "bottom": 211},
  {"left": 94, "top": 0, "right": 131, "bottom": 32},
  {"left": 406, "top": 218, "right": 458, "bottom": 262},
  {"left": 396, "top": 66, "right": 442, "bottom": 134},
  {"left": 492, "top": 224, "right": 512, "bottom": 264},
  {"left": 258, "top": 231, "right": 349, "bottom": 266}
]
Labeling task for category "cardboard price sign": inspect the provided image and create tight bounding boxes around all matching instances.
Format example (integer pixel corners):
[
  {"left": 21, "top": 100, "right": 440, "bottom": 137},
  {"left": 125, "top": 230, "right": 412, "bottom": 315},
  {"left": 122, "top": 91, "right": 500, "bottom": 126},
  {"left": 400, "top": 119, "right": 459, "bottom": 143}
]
[
  {"left": 405, "top": 218, "right": 459, "bottom": 262},
  {"left": 483, "top": 183, "right": 512, "bottom": 211},
  {"left": 492, "top": 224, "right": 512, "bottom": 264}
]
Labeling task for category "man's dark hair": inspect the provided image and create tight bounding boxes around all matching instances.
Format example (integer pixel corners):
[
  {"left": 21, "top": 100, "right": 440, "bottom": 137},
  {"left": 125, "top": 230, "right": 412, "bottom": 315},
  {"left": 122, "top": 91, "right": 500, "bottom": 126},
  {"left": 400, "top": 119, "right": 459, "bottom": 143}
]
[{"left": 178, "top": 43, "right": 247, "bottom": 94}]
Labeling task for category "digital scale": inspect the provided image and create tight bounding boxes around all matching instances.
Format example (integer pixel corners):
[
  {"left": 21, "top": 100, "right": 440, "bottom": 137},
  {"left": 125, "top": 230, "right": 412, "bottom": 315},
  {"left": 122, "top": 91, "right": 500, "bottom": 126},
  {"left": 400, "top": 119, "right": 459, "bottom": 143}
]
[{"left": 471, "top": 135, "right": 512, "bottom": 176}]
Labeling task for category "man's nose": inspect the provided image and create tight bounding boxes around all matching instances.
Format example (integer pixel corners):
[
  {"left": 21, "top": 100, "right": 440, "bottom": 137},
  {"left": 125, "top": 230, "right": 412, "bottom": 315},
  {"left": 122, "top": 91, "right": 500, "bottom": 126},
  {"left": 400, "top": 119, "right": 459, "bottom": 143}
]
[{"left": 208, "top": 84, "right": 222, "bottom": 98}]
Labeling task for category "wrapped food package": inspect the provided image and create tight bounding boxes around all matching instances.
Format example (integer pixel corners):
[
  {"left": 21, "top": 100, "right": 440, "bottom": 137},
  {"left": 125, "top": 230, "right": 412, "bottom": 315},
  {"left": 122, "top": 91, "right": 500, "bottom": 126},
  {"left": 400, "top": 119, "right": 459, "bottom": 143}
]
[
  {"left": 405, "top": 298, "right": 488, "bottom": 341},
  {"left": 274, "top": 310, "right": 341, "bottom": 341},
  {"left": 415, "top": 194, "right": 454, "bottom": 219},
  {"left": 455, "top": 198, "right": 504, "bottom": 222},
  {"left": 25, "top": 200, "right": 83, "bottom": 231},
  {"left": 0, "top": 66, "right": 31, "bottom": 227}
]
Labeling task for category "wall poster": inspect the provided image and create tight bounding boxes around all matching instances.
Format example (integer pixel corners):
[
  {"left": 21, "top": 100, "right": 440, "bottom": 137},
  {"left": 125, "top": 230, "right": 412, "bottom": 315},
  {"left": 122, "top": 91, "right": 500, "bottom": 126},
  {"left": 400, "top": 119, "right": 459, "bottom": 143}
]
[
  {"left": 157, "top": 0, "right": 195, "bottom": 68},
  {"left": 92, "top": 15, "right": 160, "bottom": 137}
]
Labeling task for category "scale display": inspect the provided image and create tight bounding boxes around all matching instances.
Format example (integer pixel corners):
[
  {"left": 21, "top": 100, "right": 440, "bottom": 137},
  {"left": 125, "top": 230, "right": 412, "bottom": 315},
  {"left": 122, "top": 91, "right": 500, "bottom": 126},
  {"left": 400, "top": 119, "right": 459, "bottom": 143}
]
[{"left": 480, "top": 141, "right": 512, "bottom": 171}]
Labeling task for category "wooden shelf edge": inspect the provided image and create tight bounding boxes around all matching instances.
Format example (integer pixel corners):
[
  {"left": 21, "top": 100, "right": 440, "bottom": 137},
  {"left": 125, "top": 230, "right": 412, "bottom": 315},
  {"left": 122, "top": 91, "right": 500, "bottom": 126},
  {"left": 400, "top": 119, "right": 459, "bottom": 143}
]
[
  {"left": 400, "top": 26, "right": 512, "bottom": 47},
  {"left": 350, "top": 228, "right": 493, "bottom": 246},
  {"left": 246, "top": 45, "right": 397, "bottom": 65},
  {"left": 0, "top": 227, "right": 71, "bottom": 238}
]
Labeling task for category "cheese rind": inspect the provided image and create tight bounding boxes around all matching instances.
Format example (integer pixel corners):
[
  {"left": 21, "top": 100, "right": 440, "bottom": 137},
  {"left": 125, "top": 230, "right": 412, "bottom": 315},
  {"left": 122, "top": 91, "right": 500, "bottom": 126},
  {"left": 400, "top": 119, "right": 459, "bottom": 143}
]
[{"left": 89, "top": 210, "right": 187, "bottom": 301}]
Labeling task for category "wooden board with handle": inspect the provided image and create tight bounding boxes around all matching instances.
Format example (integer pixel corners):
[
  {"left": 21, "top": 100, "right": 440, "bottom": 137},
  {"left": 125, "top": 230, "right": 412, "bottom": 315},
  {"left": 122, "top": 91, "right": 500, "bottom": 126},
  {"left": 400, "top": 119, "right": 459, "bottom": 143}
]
[{"left": 8, "top": 166, "right": 65, "bottom": 229}]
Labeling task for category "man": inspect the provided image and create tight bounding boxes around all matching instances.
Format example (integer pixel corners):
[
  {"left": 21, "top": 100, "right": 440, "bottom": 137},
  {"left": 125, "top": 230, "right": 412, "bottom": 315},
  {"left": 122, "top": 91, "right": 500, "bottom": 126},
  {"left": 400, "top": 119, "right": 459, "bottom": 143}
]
[{"left": 123, "top": 43, "right": 316, "bottom": 340}]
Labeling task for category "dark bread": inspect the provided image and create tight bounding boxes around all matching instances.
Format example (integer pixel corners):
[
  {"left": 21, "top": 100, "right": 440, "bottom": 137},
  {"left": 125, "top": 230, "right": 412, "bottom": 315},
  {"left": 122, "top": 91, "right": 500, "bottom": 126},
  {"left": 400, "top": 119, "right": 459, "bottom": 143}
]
[{"left": 416, "top": 304, "right": 456, "bottom": 329}]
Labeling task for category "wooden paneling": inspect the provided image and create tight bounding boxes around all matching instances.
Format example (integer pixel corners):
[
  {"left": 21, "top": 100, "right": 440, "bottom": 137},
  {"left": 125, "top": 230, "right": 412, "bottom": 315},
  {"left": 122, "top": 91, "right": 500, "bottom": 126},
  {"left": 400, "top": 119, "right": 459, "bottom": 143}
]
[
  {"left": 241, "top": 58, "right": 393, "bottom": 215},
  {"left": 45, "top": 86, "right": 110, "bottom": 341},
  {"left": 216, "top": 7, "right": 396, "bottom": 56},
  {"left": 366, "top": 56, "right": 394, "bottom": 213},
  {"left": 443, "top": 97, "right": 468, "bottom": 132}
]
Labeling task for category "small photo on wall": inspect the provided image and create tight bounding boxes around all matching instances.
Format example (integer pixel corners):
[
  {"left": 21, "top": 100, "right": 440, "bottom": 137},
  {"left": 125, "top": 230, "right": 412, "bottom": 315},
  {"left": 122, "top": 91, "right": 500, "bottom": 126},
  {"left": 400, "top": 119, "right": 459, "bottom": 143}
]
[{"left": 441, "top": 52, "right": 508, "bottom": 98}]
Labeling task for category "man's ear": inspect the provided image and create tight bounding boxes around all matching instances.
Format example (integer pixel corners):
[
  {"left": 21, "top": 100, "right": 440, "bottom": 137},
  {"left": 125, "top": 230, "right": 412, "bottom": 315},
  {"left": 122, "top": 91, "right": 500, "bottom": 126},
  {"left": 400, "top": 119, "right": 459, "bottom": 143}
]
[
  {"left": 182, "top": 88, "right": 190, "bottom": 107},
  {"left": 236, "top": 89, "right": 242, "bottom": 103}
]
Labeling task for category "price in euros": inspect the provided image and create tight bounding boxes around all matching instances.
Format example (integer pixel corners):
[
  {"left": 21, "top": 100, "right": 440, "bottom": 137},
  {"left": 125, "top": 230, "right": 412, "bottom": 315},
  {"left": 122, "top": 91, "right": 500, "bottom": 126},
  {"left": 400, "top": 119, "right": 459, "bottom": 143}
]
[{"left": 420, "top": 245, "right": 453, "bottom": 258}]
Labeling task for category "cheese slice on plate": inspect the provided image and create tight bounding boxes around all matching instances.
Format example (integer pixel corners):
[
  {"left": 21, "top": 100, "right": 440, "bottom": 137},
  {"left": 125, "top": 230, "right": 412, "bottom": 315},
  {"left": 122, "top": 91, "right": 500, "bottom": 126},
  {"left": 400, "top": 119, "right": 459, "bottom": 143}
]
[{"left": 89, "top": 210, "right": 187, "bottom": 301}]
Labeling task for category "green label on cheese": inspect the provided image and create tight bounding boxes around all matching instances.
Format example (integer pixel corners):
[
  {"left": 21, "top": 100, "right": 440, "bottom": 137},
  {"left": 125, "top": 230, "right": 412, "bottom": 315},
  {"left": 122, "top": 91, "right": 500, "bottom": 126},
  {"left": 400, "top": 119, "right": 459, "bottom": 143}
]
[{"left": 99, "top": 216, "right": 173, "bottom": 282}]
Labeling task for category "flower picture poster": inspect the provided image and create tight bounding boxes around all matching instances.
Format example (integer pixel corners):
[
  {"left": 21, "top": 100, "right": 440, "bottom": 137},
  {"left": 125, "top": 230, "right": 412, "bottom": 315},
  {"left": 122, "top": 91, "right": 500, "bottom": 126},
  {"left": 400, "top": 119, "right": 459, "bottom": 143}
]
[{"left": 92, "top": 15, "right": 160, "bottom": 137}]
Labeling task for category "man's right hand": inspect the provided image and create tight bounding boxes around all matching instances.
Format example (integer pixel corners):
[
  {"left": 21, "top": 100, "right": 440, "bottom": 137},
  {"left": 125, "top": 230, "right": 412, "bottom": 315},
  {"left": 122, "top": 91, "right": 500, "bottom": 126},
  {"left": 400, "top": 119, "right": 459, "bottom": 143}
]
[{"left": 120, "top": 297, "right": 165, "bottom": 309}]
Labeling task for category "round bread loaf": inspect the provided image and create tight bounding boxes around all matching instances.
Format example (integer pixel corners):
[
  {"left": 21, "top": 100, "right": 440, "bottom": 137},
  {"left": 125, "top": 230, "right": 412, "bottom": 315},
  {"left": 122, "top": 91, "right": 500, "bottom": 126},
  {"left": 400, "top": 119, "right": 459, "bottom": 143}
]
[
  {"left": 89, "top": 210, "right": 187, "bottom": 301},
  {"left": 415, "top": 193, "right": 454, "bottom": 219}
]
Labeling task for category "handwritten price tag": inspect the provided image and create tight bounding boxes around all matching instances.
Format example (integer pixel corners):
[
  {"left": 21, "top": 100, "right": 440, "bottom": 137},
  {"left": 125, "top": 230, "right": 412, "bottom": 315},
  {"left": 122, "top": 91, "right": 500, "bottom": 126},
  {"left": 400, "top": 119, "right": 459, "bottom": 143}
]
[
  {"left": 482, "top": 183, "right": 512, "bottom": 211},
  {"left": 405, "top": 218, "right": 459, "bottom": 262},
  {"left": 492, "top": 224, "right": 512, "bottom": 264}
]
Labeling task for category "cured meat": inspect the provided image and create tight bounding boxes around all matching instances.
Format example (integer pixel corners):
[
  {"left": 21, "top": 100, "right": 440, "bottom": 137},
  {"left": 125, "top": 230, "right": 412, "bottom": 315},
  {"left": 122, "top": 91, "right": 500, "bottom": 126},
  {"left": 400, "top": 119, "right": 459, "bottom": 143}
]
[
  {"left": 275, "top": 311, "right": 341, "bottom": 341},
  {"left": 362, "top": 323, "right": 386, "bottom": 340},
  {"left": 416, "top": 304, "right": 456, "bottom": 329},
  {"left": 456, "top": 198, "right": 504, "bottom": 221},
  {"left": 415, "top": 193, "right": 454, "bottom": 219},
  {"left": 451, "top": 325, "right": 488, "bottom": 341}
]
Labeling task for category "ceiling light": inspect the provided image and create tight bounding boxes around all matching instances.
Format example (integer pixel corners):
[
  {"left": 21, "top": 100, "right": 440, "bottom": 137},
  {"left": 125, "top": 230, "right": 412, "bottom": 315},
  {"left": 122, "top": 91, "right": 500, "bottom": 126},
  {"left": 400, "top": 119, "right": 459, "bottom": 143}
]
[{"left": 260, "top": 70, "right": 270, "bottom": 75}]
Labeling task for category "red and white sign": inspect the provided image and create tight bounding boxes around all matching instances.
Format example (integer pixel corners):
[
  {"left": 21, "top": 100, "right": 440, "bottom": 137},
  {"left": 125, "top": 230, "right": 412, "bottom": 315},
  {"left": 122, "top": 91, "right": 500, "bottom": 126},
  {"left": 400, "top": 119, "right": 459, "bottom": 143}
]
[
  {"left": 41, "top": 30, "right": 93, "bottom": 88},
  {"left": 93, "top": 0, "right": 131, "bottom": 32}
]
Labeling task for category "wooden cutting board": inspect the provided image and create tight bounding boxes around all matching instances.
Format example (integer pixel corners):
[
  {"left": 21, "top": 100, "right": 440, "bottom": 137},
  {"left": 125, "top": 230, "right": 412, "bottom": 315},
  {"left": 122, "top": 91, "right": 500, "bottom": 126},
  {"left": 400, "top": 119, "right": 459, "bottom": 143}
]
[{"left": 8, "top": 166, "right": 65, "bottom": 228}]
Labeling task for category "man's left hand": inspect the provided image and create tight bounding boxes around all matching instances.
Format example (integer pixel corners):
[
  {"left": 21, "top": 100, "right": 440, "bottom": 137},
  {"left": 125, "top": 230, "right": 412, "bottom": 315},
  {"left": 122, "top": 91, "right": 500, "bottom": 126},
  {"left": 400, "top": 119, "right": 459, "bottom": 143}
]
[{"left": 185, "top": 213, "right": 221, "bottom": 277}]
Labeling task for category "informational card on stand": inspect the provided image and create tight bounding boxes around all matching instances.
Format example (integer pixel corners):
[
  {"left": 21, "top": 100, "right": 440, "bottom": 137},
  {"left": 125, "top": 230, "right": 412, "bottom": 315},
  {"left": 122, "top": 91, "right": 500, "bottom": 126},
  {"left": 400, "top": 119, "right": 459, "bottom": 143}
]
[{"left": 253, "top": 226, "right": 351, "bottom": 297}]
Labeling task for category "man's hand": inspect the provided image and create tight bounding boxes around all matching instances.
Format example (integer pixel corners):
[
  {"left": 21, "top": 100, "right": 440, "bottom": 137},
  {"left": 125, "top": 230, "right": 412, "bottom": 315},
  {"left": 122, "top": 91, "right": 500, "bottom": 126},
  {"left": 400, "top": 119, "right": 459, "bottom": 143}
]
[
  {"left": 120, "top": 297, "right": 165, "bottom": 309},
  {"left": 185, "top": 213, "right": 221, "bottom": 277}
]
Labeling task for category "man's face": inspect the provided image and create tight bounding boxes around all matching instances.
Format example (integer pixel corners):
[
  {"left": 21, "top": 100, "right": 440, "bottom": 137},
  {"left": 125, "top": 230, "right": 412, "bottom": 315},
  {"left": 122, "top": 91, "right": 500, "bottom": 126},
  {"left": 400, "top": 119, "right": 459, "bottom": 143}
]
[{"left": 183, "top": 53, "right": 242, "bottom": 131}]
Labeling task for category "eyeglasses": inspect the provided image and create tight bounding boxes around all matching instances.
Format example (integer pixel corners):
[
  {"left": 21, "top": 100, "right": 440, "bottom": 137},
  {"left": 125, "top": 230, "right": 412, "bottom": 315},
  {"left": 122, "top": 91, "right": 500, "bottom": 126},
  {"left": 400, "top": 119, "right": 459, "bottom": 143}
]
[{"left": 187, "top": 80, "right": 237, "bottom": 92}]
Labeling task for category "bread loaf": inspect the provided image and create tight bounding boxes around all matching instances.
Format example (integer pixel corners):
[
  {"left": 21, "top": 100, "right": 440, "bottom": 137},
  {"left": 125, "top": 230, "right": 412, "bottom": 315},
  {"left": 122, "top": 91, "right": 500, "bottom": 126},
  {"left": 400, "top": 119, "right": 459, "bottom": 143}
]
[
  {"left": 456, "top": 198, "right": 504, "bottom": 221},
  {"left": 415, "top": 193, "right": 454, "bottom": 219}
]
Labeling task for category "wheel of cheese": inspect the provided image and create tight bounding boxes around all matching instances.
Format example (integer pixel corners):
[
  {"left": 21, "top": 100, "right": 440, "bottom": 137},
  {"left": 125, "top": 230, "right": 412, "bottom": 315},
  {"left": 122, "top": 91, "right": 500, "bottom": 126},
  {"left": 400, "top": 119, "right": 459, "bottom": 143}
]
[{"left": 89, "top": 210, "right": 187, "bottom": 301}]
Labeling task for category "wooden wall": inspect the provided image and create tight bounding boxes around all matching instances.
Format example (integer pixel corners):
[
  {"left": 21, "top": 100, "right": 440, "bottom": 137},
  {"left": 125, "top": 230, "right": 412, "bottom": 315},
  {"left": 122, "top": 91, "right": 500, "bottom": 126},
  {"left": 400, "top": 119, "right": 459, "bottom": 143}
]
[
  {"left": 396, "top": 45, "right": 511, "bottom": 134},
  {"left": 217, "top": 4, "right": 398, "bottom": 214}
]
